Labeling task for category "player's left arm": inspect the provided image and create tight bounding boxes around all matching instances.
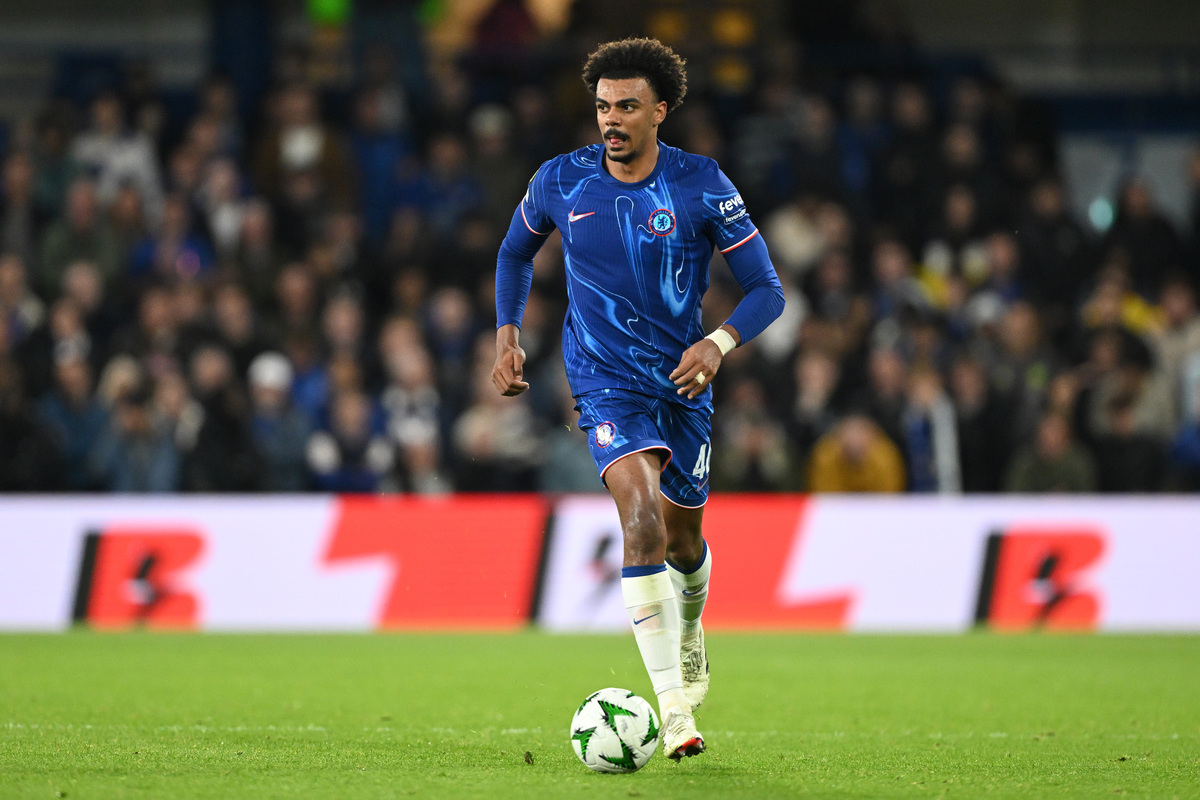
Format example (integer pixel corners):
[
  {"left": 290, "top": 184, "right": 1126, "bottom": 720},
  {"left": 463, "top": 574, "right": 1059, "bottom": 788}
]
[{"left": 672, "top": 171, "right": 785, "bottom": 399}]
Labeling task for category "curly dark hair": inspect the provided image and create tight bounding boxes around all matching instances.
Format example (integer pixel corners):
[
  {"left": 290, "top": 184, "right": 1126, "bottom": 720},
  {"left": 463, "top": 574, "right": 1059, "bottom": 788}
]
[{"left": 581, "top": 38, "right": 688, "bottom": 112}]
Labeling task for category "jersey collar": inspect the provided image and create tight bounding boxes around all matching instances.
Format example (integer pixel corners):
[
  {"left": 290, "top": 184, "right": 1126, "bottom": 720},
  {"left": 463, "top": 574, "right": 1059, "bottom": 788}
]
[{"left": 595, "top": 142, "right": 671, "bottom": 189}]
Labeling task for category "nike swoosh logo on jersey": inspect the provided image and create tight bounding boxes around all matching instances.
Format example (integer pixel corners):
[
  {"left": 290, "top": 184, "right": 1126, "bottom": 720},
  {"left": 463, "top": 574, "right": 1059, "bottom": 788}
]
[
  {"left": 632, "top": 612, "right": 661, "bottom": 625},
  {"left": 568, "top": 210, "right": 596, "bottom": 222}
]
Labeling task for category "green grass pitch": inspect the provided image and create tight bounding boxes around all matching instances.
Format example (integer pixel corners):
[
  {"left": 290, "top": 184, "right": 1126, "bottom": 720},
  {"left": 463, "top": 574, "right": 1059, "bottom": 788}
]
[{"left": 2, "top": 632, "right": 1197, "bottom": 799}]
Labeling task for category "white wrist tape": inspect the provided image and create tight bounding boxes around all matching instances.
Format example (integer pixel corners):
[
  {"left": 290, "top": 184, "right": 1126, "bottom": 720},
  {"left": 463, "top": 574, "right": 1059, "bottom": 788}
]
[{"left": 704, "top": 328, "right": 737, "bottom": 356}]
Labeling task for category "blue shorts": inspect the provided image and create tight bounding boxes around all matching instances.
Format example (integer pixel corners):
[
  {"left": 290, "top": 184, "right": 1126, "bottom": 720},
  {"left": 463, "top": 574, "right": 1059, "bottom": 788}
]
[{"left": 575, "top": 388, "right": 713, "bottom": 508}]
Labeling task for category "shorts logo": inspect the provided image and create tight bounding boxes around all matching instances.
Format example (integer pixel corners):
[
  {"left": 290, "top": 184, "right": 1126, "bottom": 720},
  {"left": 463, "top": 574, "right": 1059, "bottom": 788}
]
[
  {"left": 649, "top": 208, "right": 675, "bottom": 236},
  {"left": 595, "top": 421, "right": 616, "bottom": 448}
]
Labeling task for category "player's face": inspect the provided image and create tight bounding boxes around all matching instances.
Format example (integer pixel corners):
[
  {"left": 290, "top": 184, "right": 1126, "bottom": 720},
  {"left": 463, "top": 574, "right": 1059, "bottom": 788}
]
[{"left": 595, "top": 77, "right": 667, "bottom": 165}]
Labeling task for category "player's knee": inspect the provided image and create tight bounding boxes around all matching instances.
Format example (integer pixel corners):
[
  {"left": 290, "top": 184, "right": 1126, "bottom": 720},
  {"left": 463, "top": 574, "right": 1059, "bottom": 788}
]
[{"left": 621, "top": 505, "right": 667, "bottom": 560}]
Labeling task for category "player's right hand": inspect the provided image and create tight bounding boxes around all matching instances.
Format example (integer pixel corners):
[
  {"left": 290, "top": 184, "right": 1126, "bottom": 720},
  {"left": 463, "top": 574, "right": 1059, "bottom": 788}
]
[{"left": 492, "top": 335, "right": 530, "bottom": 396}]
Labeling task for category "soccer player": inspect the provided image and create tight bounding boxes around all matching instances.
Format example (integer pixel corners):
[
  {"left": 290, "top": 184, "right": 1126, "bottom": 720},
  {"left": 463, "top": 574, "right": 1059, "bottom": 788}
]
[{"left": 492, "top": 38, "right": 784, "bottom": 760}]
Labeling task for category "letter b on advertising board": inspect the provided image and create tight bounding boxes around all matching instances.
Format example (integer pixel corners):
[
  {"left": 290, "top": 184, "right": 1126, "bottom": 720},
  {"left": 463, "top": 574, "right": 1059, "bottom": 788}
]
[
  {"left": 974, "top": 528, "right": 1105, "bottom": 631},
  {"left": 72, "top": 528, "right": 205, "bottom": 629}
]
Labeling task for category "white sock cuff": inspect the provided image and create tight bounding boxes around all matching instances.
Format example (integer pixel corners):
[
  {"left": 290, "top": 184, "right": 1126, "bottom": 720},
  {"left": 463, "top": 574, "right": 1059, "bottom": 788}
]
[
  {"left": 667, "top": 541, "right": 711, "bottom": 588},
  {"left": 620, "top": 567, "right": 675, "bottom": 605}
]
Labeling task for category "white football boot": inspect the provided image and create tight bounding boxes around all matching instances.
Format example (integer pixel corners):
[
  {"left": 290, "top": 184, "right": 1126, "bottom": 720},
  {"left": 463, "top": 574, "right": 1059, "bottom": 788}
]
[
  {"left": 662, "top": 708, "right": 705, "bottom": 761},
  {"left": 680, "top": 623, "right": 709, "bottom": 710}
]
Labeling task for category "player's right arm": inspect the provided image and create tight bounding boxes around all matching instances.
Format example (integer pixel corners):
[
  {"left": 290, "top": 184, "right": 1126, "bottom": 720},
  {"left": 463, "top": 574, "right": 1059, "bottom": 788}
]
[{"left": 493, "top": 168, "right": 556, "bottom": 396}]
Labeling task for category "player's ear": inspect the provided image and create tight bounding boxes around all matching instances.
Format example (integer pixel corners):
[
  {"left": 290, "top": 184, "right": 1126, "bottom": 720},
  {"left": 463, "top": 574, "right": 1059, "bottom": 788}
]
[{"left": 653, "top": 101, "right": 667, "bottom": 127}]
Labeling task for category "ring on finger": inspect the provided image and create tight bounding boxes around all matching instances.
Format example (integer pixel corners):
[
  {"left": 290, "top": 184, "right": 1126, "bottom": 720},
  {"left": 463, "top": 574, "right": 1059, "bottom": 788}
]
[{"left": 695, "top": 371, "right": 706, "bottom": 386}]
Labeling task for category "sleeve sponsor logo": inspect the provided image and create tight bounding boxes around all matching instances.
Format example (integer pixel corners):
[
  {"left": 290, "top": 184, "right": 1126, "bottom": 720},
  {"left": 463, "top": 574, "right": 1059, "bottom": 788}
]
[
  {"left": 717, "top": 195, "right": 747, "bottom": 224},
  {"left": 717, "top": 195, "right": 744, "bottom": 215}
]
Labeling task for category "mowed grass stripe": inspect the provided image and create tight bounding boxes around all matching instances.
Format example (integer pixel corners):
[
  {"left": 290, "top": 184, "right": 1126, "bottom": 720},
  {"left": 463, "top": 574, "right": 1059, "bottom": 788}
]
[{"left": 1, "top": 632, "right": 1197, "bottom": 799}]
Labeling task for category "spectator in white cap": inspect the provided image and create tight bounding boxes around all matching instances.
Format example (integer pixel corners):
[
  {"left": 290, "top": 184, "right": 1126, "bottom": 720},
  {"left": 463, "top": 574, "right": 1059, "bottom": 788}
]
[{"left": 248, "top": 351, "right": 313, "bottom": 491}]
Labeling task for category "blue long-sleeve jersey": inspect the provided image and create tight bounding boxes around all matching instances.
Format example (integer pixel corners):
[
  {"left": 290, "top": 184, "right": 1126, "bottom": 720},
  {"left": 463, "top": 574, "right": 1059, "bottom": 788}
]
[{"left": 495, "top": 142, "right": 784, "bottom": 407}]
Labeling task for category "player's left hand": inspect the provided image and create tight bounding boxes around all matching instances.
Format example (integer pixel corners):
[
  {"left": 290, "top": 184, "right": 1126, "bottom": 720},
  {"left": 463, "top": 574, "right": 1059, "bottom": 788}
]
[{"left": 670, "top": 339, "right": 723, "bottom": 400}]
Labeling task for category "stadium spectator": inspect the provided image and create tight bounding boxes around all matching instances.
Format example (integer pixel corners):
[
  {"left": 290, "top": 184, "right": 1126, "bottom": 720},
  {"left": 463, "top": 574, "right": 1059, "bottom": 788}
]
[
  {"left": 89, "top": 380, "right": 179, "bottom": 492},
  {"left": 535, "top": 368, "right": 602, "bottom": 494},
  {"left": 711, "top": 375, "right": 800, "bottom": 492},
  {"left": 70, "top": 89, "right": 164, "bottom": 225},
  {"left": 900, "top": 365, "right": 960, "bottom": 493},
  {"left": 182, "top": 343, "right": 262, "bottom": 491},
  {"left": 452, "top": 334, "right": 541, "bottom": 491},
  {"left": 834, "top": 75, "right": 890, "bottom": 219},
  {"left": 212, "top": 281, "right": 271, "bottom": 379},
  {"left": 376, "top": 314, "right": 453, "bottom": 496},
  {"left": 0, "top": 356, "right": 61, "bottom": 491},
  {"left": 425, "top": 285, "right": 480, "bottom": 415},
  {"left": 852, "top": 346, "right": 909, "bottom": 457},
  {"left": 406, "top": 131, "right": 484, "bottom": 248},
  {"left": 349, "top": 85, "right": 412, "bottom": 243},
  {"left": 108, "top": 182, "right": 149, "bottom": 266},
  {"left": 38, "top": 177, "right": 123, "bottom": 296},
  {"left": 252, "top": 81, "right": 358, "bottom": 217},
  {"left": 1004, "top": 411, "right": 1097, "bottom": 493},
  {"left": 129, "top": 192, "right": 216, "bottom": 286},
  {"left": 986, "top": 301, "right": 1058, "bottom": 445},
  {"left": 468, "top": 104, "right": 530, "bottom": 233},
  {"left": 784, "top": 94, "right": 847, "bottom": 206},
  {"left": 1083, "top": 337, "right": 1175, "bottom": 444},
  {"left": 1016, "top": 175, "right": 1091, "bottom": 317},
  {"left": 1093, "top": 392, "right": 1168, "bottom": 493},
  {"left": 306, "top": 387, "right": 393, "bottom": 493},
  {"left": 30, "top": 105, "right": 80, "bottom": 222},
  {"left": 266, "top": 262, "right": 321, "bottom": 345},
  {"left": 19, "top": 297, "right": 93, "bottom": 400},
  {"left": 0, "top": 254, "right": 44, "bottom": 351},
  {"left": 197, "top": 156, "right": 247, "bottom": 261},
  {"left": 195, "top": 73, "right": 246, "bottom": 163},
  {"left": 921, "top": 183, "right": 988, "bottom": 289},
  {"left": 1102, "top": 180, "right": 1186, "bottom": 297},
  {"left": 226, "top": 198, "right": 286, "bottom": 308},
  {"left": 873, "top": 81, "right": 938, "bottom": 250},
  {"left": 1167, "top": 392, "right": 1200, "bottom": 490},
  {"left": 786, "top": 347, "right": 843, "bottom": 478},
  {"left": 37, "top": 350, "right": 108, "bottom": 490},
  {"left": 152, "top": 368, "right": 203, "bottom": 462},
  {"left": 949, "top": 353, "right": 1013, "bottom": 492},
  {"left": 1148, "top": 275, "right": 1200, "bottom": 425},
  {"left": 108, "top": 285, "right": 184, "bottom": 379},
  {"left": 0, "top": 150, "right": 50, "bottom": 267},
  {"left": 806, "top": 412, "right": 906, "bottom": 493},
  {"left": 247, "top": 351, "right": 314, "bottom": 492},
  {"left": 868, "top": 234, "right": 928, "bottom": 326}
]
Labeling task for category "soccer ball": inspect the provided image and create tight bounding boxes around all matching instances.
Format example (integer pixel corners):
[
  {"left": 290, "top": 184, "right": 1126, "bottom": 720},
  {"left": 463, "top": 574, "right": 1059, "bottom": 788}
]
[{"left": 569, "top": 687, "right": 660, "bottom": 773}]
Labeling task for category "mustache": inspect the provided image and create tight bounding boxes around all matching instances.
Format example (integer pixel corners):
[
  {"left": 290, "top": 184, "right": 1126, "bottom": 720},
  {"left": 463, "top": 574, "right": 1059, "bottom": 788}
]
[{"left": 603, "top": 128, "right": 628, "bottom": 140}]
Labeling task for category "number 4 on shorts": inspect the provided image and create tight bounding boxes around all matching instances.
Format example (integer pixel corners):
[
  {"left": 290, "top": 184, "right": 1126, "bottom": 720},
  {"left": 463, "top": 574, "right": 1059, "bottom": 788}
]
[{"left": 691, "top": 444, "right": 711, "bottom": 478}]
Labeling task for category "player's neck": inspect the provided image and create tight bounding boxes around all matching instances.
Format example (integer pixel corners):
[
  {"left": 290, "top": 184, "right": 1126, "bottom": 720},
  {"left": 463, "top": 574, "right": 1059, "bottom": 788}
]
[{"left": 604, "top": 138, "right": 660, "bottom": 184}]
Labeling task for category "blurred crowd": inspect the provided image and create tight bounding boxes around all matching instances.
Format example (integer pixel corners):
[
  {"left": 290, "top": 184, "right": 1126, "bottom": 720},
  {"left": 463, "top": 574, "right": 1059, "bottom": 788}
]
[{"left": 2, "top": 2, "right": 1200, "bottom": 495}]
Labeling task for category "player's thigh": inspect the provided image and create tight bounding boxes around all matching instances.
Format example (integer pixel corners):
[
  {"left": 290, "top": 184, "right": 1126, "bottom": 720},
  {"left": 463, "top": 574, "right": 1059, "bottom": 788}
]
[
  {"left": 605, "top": 450, "right": 669, "bottom": 536},
  {"left": 575, "top": 389, "right": 671, "bottom": 488}
]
